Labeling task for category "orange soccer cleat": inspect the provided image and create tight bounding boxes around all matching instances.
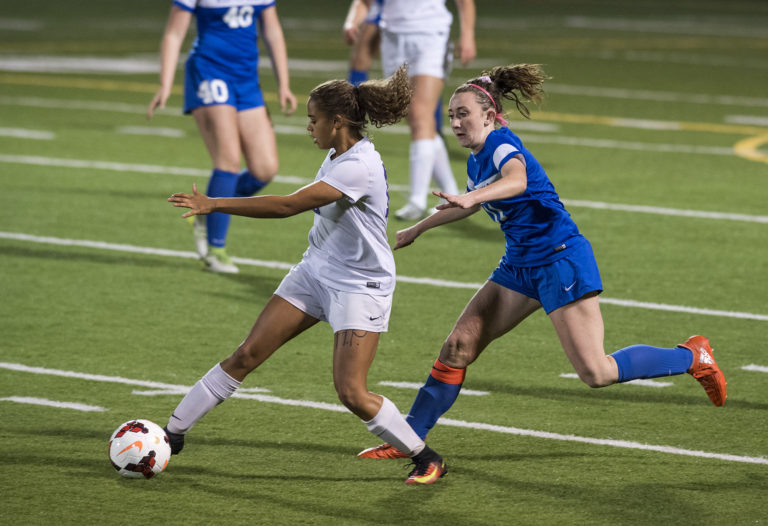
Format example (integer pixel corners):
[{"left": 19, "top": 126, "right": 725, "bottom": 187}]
[
  {"left": 679, "top": 335, "right": 727, "bottom": 407},
  {"left": 404, "top": 446, "right": 447, "bottom": 485},
  {"left": 357, "top": 443, "right": 409, "bottom": 459}
]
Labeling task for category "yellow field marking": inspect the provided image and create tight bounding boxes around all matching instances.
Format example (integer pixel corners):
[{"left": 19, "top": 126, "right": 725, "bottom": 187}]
[
  {"left": 733, "top": 134, "right": 768, "bottom": 165},
  {"left": 0, "top": 73, "right": 278, "bottom": 102},
  {"left": 3, "top": 72, "right": 766, "bottom": 164}
]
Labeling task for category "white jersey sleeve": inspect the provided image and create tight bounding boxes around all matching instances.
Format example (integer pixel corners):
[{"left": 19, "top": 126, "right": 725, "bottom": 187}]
[{"left": 320, "top": 157, "right": 368, "bottom": 203}]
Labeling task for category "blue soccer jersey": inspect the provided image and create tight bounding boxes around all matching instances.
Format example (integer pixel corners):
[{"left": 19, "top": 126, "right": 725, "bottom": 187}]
[
  {"left": 174, "top": 0, "right": 275, "bottom": 73},
  {"left": 467, "top": 127, "right": 582, "bottom": 266}
]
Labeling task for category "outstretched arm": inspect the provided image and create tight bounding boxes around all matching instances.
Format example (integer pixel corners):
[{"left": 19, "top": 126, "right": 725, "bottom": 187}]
[
  {"left": 168, "top": 181, "right": 344, "bottom": 219},
  {"left": 147, "top": 6, "right": 191, "bottom": 119},
  {"left": 260, "top": 6, "right": 297, "bottom": 115},
  {"left": 434, "top": 156, "right": 527, "bottom": 209},
  {"left": 393, "top": 205, "right": 479, "bottom": 250}
]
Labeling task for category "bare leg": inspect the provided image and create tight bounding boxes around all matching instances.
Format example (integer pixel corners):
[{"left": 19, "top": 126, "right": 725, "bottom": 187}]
[
  {"left": 548, "top": 293, "right": 619, "bottom": 387},
  {"left": 222, "top": 295, "right": 319, "bottom": 381}
]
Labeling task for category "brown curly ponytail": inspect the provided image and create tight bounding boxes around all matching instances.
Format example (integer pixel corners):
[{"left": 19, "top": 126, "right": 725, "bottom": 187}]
[
  {"left": 454, "top": 64, "right": 550, "bottom": 120},
  {"left": 309, "top": 64, "right": 412, "bottom": 137}
]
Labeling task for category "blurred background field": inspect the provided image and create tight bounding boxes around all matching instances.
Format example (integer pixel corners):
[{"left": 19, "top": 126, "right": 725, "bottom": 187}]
[{"left": 1, "top": 1, "right": 767, "bottom": 524}]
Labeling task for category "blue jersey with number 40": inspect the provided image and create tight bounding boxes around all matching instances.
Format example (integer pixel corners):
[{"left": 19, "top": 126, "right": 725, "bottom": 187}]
[
  {"left": 174, "top": 0, "right": 275, "bottom": 73},
  {"left": 466, "top": 127, "right": 582, "bottom": 266}
]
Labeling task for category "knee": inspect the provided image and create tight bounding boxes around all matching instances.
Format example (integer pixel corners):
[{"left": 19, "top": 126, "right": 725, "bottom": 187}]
[
  {"left": 336, "top": 385, "right": 368, "bottom": 413},
  {"left": 214, "top": 151, "right": 242, "bottom": 174},
  {"left": 577, "top": 366, "right": 615, "bottom": 388},
  {"left": 408, "top": 109, "right": 436, "bottom": 138},
  {"left": 439, "top": 330, "right": 480, "bottom": 369},
  {"left": 246, "top": 157, "right": 278, "bottom": 182}
]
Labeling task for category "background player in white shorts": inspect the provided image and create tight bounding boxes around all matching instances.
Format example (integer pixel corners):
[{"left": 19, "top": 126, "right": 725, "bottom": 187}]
[
  {"left": 163, "top": 65, "right": 448, "bottom": 485},
  {"left": 366, "top": 0, "right": 476, "bottom": 220},
  {"left": 148, "top": 0, "right": 296, "bottom": 274}
]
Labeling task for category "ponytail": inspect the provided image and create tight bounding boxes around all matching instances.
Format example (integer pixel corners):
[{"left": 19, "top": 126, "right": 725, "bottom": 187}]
[
  {"left": 455, "top": 64, "right": 550, "bottom": 121},
  {"left": 309, "top": 64, "right": 412, "bottom": 136}
]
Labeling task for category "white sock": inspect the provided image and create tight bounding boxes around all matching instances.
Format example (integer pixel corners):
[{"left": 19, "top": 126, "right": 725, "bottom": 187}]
[
  {"left": 408, "top": 139, "right": 436, "bottom": 210},
  {"left": 431, "top": 135, "right": 458, "bottom": 194},
  {"left": 167, "top": 363, "right": 241, "bottom": 434},
  {"left": 363, "top": 396, "right": 425, "bottom": 456}
]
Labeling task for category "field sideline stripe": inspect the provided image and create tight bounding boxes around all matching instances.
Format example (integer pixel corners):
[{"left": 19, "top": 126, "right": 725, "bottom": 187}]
[
  {"left": 742, "top": 364, "right": 768, "bottom": 373},
  {"left": 0, "top": 396, "right": 107, "bottom": 412},
  {"left": 0, "top": 361, "right": 270, "bottom": 394},
  {"left": 1, "top": 361, "right": 765, "bottom": 465},
  {"left": 2, "top": 153, "right": 767, "bottom": 224},
  {"left": 2, "top": 231, "right": 767, "bottom": 322}
]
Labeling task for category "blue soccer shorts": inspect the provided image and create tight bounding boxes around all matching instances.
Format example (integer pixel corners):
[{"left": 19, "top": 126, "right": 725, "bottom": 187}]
[
  {"left": 183, "top": 57, "right": 265, "bottom": 114},
  {"left": 489, "top": 237, "right": 603, "bottom": 314}
]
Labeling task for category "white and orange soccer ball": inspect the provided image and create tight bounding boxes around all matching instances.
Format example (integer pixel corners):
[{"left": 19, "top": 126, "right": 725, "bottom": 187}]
[{"left": 108, "top": 419, "right": 171, "bottom": 479}]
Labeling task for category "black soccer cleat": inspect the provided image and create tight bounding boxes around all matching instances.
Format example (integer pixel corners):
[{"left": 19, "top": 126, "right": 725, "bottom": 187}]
[
  {"left": 163, "top": 426, "right": 185, "bottom": 455},
  {"left": 404, "top": 445, "right": 447, "bottom": 485}
]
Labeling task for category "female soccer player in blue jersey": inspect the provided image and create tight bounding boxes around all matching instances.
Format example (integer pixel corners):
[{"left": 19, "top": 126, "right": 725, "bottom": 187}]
[
  {"left": 148, "top": 0, "right": 296, "bottom": 274},
  {"left": 359, "top": 64, "right": 727, "bottom": 460},
  {"left": 163, "top": 66, "right": 447, "bottom": 485}
]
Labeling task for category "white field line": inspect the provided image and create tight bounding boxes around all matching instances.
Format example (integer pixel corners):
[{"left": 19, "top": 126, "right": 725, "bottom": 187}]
[
  {"left": 0, "top": 95, "right": 184, "bottom": 116},
  {"left": 742, "top": 364, "right": 768, "bottom": 374},
  {"left": 0, "top": 127, "right": 54, "bottom": 140},
  {"left": 520, "top": 134, "right": 734, "bottom": 156},
  {"left": 561, "top": 199, "right": 768, "bottom": 224},
  {"left": 0, "top": 362, "right": 270, "bottom": 394},
  {"left": 560, "top": 373, "right": 673, "bottom": 388},
  {"left": 545, "top": 84, "right": 768, "bottom": 108},
  {"left": 726, "top": 115, "right": 768, "bottom": 127},
  {"left": 2, "top": 231, "right": 767, "bottom": 323},
  {"left": 378, "top": 381, "right": 489, "bottom": 396},
  {"left": 1, "top": 361, "right": 765, "bottom": 465},
  {"left": 0, "top": 396, "right": 106, "bottom": 412},
  {"left": 437, "top": 416, "right": 768, "bottom": 465},
  {"left": 2, "top": 153, "right": 767, "bottom": 225},
  {"left": 564, "top": 16, "right": 768, "bottom": 39},
  {"left": 0, "top": 19, "right": 43, "bottom": 31},
  {"left": 116, "top": 126, "right": 185, "bottom": 138}
]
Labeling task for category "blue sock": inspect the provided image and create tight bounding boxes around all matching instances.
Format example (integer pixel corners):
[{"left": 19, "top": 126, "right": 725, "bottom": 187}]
[
  {"left": 434, "top": 98, "right": 443, "bottom": 134},
  {"left": 348, "top": 69, "right": 368, "bottom": 86},
  {"left": 610, "top": 345, "right": 694, "bottom": 382},
  {"left": 206, "top": 169, "right": 238, "bottom": 248},
  {"left": 405, "top": 360, "right": 465, "bottom": 439},
  {"left": 234, "top": 169, "right": 268, "bottom": 197}
]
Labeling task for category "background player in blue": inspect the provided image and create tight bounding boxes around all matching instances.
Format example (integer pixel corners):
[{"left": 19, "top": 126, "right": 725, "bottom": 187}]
[
  {"left": 358, "top": 64, "right": 727, "bottom": 460},
  {"left": 148, "top": 0, "right": 297, "bottom": 274}
]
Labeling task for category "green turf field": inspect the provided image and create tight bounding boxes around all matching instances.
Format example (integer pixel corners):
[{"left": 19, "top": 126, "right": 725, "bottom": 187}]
[{"left": 1, "top": 0, "right": 767, "bottom": 524}]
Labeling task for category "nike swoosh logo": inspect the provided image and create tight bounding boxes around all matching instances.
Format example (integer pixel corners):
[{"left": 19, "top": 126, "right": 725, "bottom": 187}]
[
  {"left": 118, "top": 441, "right": 143, "bottom": 456},
  {"left": 369, "top": 316, "right": 382, "bottom": 321},
  {"left": 564, "top": 282, "right": 576, "bottom": 292}
]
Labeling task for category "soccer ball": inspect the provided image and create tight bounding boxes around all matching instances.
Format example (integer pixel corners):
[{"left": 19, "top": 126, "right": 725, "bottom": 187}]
[{"left": 108, "top": 419, "right": 171, "bottom": 479}]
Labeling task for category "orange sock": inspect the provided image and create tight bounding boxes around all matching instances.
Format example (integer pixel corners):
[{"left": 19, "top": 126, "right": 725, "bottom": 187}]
[{"left": 429, "top": 358, "right": 466, "bottom": 385}]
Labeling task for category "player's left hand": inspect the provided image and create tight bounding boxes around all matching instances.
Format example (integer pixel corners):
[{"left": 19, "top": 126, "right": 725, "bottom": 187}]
[
  {"left": 280, "top": 88, "right": 298, "bottom": 115},
  {"left": 168, "top": 184, "right": 213, "bottom": 218},
  {"left": 457, "top": 35, "right": 476, "bottom": 65},
  {"left": 433, "top": 190, "right": 475, "bottom": 209}
]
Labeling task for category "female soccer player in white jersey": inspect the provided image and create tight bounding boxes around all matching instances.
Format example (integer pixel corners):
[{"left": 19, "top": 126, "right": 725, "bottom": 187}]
[
  {"left": 368, "top": 0, "right": 477, "bottom": 221},
  {"left": 148, "top": 0, "right": 297, "bottom": 274},
  {"left": 164, "top": 66, "right": 447, "bottom": 485},
  {"left": 358, "top": 64, "right": 727, "bottom": 461}
]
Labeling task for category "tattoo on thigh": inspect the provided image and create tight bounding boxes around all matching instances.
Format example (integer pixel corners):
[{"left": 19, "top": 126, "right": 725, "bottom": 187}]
[{"left": 338, "top": 330, "right": 368, "bottom": 348}]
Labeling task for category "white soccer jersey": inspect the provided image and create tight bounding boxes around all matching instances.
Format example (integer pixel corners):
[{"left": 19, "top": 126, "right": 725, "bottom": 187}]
[
  {"left": 301, "top": 138, "right": 395, "bottom": 295},
  {"left": 379, "top": 0, "right": 452, "bottom": 33}
]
